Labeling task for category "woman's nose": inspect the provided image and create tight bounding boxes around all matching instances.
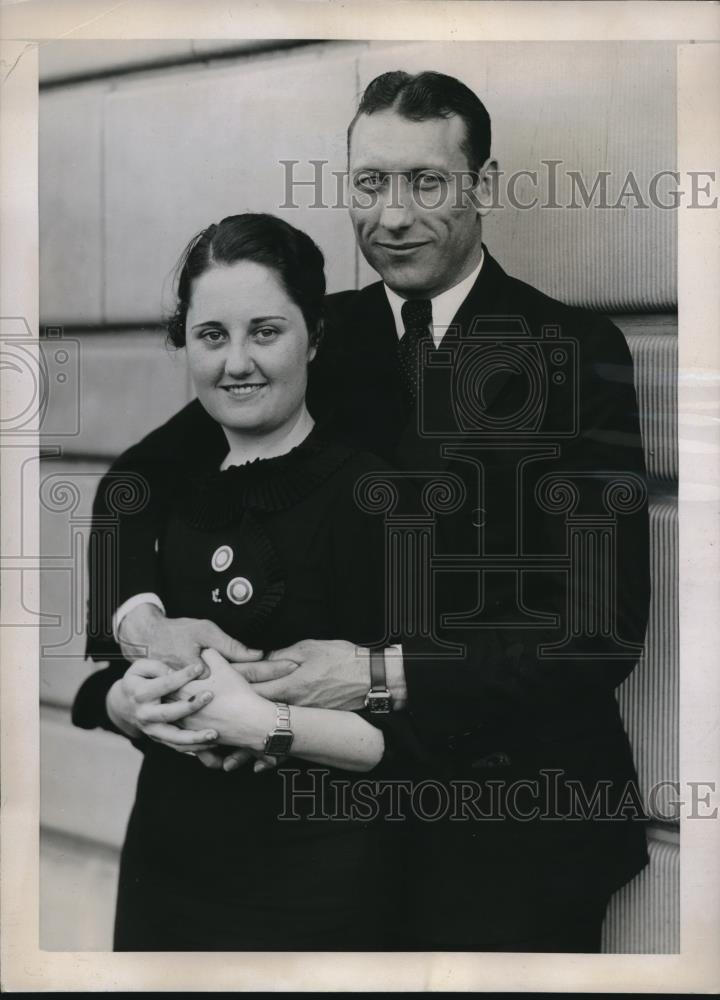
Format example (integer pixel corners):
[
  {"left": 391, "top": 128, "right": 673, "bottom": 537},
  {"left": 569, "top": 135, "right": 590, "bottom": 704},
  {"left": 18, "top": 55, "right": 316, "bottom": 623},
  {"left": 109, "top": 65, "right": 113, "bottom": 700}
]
[{"left": 224, "top": 338, "right": 255, "bottom": 377}]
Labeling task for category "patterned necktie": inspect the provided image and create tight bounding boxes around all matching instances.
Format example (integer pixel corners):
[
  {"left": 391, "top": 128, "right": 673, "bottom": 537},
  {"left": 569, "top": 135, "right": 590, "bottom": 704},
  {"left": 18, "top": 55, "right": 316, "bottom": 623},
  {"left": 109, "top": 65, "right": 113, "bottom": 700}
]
[{"left": 397, "top": 299, "right": 433, "bottom": 403}]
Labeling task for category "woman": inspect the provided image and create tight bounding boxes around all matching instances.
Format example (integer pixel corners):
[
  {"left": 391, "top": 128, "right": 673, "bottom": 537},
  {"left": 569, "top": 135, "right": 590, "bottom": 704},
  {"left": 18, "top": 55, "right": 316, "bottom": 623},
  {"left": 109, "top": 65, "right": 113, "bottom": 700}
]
[{"left": 72, "top": 214, "right": 408, "bottom": 951}]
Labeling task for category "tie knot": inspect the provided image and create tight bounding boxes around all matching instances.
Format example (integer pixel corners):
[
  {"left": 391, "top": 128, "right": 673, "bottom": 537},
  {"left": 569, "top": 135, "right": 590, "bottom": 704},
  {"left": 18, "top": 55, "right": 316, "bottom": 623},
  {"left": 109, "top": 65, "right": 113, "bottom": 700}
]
[{"left": 401, "top": 298, "right": 432, "bottom": 334}]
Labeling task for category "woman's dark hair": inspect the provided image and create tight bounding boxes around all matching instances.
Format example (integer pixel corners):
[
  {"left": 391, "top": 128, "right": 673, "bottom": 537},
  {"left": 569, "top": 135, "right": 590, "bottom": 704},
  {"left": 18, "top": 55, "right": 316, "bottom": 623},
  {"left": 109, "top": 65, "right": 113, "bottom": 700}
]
[
  {"left": 167, "top": 213, "right": 326, "bottom": 349},
  {"left": 347, "top": 70, "right": 491, "bottom": 174}
]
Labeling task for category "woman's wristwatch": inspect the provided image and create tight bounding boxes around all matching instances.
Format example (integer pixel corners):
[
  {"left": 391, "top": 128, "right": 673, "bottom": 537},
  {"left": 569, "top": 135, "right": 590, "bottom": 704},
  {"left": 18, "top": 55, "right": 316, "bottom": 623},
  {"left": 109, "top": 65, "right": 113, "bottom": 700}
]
[
  {"left": 364, "top": 646, "right": 392, "bottom": 714},
  {"left": 264, "top": 702, "right": 294, "bottom": 754}
]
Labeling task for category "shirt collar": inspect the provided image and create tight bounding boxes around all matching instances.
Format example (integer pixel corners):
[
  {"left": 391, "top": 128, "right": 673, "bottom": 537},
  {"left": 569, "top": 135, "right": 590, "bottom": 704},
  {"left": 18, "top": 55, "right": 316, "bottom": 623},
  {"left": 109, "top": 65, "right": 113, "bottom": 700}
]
[{"left": 383, "top": 248, "right": 485, "bottom": 348}]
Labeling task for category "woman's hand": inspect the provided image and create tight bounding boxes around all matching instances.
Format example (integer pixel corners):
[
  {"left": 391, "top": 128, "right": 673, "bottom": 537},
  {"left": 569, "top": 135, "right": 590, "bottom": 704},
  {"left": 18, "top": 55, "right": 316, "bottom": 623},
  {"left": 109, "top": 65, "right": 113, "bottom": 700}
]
[
  {"left": 178, "top": 648, "right": 277, "bottom": 752},
  {"left": 106, "top": 659, "right": 220, "bottom": 753}
]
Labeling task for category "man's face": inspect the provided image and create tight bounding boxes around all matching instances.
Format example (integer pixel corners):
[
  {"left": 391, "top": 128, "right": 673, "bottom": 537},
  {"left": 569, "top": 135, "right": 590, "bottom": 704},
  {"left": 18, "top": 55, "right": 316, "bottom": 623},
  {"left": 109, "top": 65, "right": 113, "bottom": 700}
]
[{"left": 348, "top": 110, "right": 484, "bottom": 298}]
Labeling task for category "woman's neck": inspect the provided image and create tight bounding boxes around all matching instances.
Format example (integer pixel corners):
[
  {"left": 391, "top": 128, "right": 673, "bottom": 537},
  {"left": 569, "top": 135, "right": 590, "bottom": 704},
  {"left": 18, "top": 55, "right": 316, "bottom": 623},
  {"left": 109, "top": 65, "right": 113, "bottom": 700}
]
[{"left": 220, "top": 407, "right": 315, "bottom": 469}]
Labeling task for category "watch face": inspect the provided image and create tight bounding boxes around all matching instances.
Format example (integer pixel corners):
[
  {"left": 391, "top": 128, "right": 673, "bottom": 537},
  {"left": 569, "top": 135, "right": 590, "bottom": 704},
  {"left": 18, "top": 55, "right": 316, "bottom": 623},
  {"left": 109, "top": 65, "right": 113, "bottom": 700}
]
[
  {"left": 265, "top": 732, "right": 294, "bottom": 755},
  {"left": 365, "top": 691, "right": 392, "bottom": 714}
]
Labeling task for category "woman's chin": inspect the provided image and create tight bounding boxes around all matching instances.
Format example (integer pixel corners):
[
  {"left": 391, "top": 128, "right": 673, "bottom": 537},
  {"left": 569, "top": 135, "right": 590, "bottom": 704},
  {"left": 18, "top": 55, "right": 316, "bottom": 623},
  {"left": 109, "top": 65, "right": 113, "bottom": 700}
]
[{"left": 209, "top": 397, "right": 271, "bottom": 431}]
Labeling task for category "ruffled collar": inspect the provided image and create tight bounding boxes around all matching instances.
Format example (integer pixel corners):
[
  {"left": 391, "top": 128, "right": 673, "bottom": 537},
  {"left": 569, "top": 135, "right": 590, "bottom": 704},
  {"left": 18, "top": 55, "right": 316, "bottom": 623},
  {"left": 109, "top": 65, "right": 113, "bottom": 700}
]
[{"left": 178, "top": 429, "right": 355, "bottom": 529}]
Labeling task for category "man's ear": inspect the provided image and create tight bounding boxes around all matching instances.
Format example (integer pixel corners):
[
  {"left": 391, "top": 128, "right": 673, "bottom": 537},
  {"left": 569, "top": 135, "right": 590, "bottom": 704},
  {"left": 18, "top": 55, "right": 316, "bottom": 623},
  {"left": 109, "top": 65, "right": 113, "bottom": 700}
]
[{"left": 475, "top": 157, "right": 498, "bottom": 218}]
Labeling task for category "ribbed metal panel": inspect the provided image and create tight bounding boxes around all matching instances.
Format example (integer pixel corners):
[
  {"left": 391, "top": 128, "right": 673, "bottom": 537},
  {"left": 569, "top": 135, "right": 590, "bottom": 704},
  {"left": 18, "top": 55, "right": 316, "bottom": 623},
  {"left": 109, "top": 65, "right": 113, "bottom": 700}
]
[
  {"left": 488, "top": 41, "right": 677, "bottom": 312},
  {"left": 618, "top": 496, "right": 678, "bottom": 823},
  {"left": 625, "top": 330, "right": 678, "bottom": 483},
  {"left": 602, "top": 831, "right": 679, "bottom": 953},
  {"left": 356, "top": 42, "right": 677, "bottom": 312}
]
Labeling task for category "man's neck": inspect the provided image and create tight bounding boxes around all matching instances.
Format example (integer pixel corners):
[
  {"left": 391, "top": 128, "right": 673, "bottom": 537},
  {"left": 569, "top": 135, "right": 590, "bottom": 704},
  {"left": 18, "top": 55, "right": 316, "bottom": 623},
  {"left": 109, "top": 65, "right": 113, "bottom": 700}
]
[
  {"left": 383, "top": 246, "right": 485, "bottom": 346},
  {"left": 389, "top": 243, "right": 485, "bottom": 302}
]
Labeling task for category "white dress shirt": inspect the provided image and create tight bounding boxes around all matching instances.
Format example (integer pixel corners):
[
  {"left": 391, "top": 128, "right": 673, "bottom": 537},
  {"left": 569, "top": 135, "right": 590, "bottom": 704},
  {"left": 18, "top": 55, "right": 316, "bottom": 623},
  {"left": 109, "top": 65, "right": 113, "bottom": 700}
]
[{"left": 383, "top": 249, "right": 484, "bottom": 347}]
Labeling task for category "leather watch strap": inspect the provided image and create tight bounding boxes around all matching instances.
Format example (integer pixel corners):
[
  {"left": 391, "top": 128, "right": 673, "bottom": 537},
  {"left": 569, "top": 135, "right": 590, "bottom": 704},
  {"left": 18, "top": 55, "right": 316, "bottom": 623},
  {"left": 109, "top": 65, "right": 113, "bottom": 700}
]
[{"left": 369, "top": 646, "right": 387, "bottom": 690}]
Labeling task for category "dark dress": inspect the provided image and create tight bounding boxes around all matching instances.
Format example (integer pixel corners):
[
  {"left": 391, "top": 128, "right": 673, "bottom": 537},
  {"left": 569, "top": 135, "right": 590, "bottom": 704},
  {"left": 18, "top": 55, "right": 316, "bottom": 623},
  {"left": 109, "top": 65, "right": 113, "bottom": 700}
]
[{"left": 73, "top": 432, "right": 411, "bottom": 951}]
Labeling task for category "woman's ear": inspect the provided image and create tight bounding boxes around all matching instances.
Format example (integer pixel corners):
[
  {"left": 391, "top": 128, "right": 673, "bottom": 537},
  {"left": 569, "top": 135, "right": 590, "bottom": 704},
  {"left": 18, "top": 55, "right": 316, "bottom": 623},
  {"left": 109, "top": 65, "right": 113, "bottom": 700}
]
[{"left": 308, "top": 319, "right": 323, "bottom": 362}]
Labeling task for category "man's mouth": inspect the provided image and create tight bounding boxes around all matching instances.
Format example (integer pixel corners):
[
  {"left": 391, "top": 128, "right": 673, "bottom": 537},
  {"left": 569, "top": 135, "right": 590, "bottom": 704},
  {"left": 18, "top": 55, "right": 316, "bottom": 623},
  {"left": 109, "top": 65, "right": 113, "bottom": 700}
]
[
  {"left": 376, "top": 241, "right": 429, "bottom": 254},
  {"left": 220, "top": 383, "right": 267, "bottom": 398}
]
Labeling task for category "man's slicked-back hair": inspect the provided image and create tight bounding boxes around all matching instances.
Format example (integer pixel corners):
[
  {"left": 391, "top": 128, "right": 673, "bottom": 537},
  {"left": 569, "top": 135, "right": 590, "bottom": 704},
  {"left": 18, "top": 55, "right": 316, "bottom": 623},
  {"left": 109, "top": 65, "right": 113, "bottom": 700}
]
[{"left": 347, "top": 70, "right": 491, "bottom": 173}]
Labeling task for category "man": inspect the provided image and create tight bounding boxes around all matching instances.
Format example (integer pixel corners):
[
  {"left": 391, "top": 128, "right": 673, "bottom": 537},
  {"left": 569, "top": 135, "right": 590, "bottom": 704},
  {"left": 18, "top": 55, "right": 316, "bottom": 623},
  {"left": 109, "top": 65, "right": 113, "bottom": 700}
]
[{"left": 76, "top": 71, "right": 650, "bottom": 951}]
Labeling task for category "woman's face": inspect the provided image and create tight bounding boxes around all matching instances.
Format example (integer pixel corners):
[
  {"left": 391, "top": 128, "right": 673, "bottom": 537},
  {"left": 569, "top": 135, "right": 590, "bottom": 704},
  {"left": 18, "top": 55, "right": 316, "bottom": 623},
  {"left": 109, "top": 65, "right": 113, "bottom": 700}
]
[{"left": 185, "top": 260, "right": 316, "bottom": 440}]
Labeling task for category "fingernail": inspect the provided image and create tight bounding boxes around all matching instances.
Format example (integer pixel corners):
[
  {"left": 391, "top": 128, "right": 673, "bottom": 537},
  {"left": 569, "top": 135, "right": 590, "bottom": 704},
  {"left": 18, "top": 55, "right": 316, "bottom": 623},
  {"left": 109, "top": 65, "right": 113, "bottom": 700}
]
[
  {"left": 201, "top": 692, "right": 213, "bottom": 704},
  {"left": 205, "top": 731, "right": 217, "bottom": 741},
  {"left": 191, "top": 663, "right": 203, "bottom": 676}
]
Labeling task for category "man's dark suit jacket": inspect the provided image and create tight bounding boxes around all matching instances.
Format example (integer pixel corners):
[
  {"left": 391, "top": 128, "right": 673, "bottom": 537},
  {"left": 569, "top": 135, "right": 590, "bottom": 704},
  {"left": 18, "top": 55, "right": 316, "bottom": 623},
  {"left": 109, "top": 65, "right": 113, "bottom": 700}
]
[{"left": 79, "top": 247, "right": 651, "bottom": 949}]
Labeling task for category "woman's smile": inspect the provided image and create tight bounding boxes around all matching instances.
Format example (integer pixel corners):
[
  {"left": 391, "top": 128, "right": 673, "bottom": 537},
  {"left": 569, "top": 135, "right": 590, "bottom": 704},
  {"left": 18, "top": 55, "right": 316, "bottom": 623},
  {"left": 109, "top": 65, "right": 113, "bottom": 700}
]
[
  {"left": 185, "top": 260, "right": 316, "bottom": 448},
  {"left": 219, "top": 381, "right": 268, "bottom": 400}
]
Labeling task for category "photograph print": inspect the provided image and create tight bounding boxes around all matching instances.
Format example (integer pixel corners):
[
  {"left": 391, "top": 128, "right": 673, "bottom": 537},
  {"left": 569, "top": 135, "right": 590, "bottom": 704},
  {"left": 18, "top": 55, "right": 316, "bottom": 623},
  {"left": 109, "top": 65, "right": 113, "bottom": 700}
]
[{"left": 36, "top": 36, "right": 680, "bottom": 954}]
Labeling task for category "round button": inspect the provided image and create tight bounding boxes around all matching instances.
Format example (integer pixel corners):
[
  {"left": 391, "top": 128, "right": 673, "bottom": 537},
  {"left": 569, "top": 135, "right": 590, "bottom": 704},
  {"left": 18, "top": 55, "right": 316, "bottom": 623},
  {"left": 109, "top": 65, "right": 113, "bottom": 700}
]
[
  {"left": 227, "top": 576, "right": 253, "bottom": 605},
  {"left": 211, "top": 545, "right": 234, "bottom": 572}
]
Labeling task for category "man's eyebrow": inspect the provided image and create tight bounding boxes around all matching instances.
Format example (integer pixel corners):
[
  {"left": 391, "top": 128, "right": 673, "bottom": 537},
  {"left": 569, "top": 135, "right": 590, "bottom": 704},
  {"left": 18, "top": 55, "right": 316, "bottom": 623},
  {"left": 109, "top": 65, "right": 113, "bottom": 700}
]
[{"left": 352, "top": 166, "right": 450, "bottom": 176}]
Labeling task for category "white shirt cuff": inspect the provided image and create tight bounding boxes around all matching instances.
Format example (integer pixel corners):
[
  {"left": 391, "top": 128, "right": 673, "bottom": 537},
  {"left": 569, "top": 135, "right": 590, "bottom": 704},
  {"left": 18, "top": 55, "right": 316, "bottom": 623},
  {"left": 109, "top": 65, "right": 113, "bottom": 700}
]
[{"left": 112, "top": 593, "right": 166, "bottom": 643}]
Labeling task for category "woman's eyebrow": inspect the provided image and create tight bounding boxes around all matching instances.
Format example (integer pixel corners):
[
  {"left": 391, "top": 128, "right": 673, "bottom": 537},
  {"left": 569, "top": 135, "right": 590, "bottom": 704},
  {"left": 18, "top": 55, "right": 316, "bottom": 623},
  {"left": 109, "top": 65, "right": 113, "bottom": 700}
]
[
  {"left": 190, "top": 320, "right": 224, "bottom": 331},
  {"left": 190, "top": 315, "right": 288, "bottom": 331}
]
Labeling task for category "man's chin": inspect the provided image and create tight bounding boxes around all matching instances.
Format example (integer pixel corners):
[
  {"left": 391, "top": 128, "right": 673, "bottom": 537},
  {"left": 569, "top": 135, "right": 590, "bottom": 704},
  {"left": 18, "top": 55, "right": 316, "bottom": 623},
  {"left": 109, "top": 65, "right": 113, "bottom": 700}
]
[{"left": 376, "top": 264, "right": 433, "bottom": 297}]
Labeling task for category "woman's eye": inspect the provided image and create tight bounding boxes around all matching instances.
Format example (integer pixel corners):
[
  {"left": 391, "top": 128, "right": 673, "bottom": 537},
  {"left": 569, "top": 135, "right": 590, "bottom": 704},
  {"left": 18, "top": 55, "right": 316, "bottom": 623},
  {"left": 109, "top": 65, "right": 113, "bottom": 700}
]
[
  {"left": 199, "top": 328, "right": 226, "bottom": 343},
  {"left": 355, "top": 171, "right": 383, "bottom": 191},
  {"left": 254, "top": 327, "right": 279, "bottom": 342}
]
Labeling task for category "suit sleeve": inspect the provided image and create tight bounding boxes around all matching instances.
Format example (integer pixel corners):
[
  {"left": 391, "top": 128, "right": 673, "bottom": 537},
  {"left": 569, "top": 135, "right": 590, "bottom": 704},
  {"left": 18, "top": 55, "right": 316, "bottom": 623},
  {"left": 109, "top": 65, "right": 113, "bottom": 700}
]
[
  {"left": 326, "top": 455, "right": 434, "bottom": 774},
  {"left": 401, "top": 316, "right": 651, "bottom": 746},
  {"left": 75, "top": 401, "right": 220, "bottom": 733},
  {"left": 72, "top": 449, "right": 170, "bottom": 734},
  {"left": 83, "top": 453, "right": 167, "bottom": 664}
]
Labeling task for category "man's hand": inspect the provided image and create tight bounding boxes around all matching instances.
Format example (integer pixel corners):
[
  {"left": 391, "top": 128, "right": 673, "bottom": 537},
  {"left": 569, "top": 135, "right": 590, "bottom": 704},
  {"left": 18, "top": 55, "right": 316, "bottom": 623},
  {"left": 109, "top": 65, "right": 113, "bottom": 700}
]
[
  {"left": 251, "top": 639, "right": 372, "bottom": 710},
  {"left": 117, "top": 603, "right": 263, "bottom": 673}
]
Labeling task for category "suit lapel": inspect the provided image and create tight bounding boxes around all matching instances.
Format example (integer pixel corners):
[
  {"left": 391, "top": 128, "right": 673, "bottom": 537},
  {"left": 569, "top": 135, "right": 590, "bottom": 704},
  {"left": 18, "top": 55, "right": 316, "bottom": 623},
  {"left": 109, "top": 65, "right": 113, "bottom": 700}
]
[
  {"left": 397, "top": 247, "right": 516, "bottom": 473},
  {"left": 317, "top": 250, "right": 520, "bottom": 471}
]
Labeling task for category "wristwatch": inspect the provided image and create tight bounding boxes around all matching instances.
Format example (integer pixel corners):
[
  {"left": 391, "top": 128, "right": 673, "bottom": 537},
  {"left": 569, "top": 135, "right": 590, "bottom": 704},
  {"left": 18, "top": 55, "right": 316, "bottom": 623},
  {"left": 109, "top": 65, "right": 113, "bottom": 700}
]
[
  {"left": 264, "top": 702, "right": 294, "bottom": 755},
  {"left": 364, "top": 646, "right": 392, "bottom": 715}
]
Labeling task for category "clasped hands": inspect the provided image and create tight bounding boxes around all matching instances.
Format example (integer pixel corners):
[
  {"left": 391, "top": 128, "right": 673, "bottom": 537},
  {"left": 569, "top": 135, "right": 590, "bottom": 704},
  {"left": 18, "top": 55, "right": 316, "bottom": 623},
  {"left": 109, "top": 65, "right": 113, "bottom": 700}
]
[{"left": 108, "top": 607, "right": 372, "bottom": 772}]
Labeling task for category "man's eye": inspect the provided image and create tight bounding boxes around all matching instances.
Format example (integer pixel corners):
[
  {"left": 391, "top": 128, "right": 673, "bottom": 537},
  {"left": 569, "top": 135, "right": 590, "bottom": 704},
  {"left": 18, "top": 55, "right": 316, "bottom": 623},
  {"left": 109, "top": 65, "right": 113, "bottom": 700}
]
[
  {"left": 355, "top": 172, "right": 383, "bottom": 191},
  {"left": 414, "top": 172, "right": 445, "bottom": 190}
]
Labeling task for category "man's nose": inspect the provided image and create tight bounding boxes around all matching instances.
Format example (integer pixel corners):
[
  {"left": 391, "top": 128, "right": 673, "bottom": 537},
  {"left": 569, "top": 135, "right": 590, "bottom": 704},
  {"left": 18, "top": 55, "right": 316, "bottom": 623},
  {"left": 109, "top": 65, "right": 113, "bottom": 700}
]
[{"left": 379, "top": 175, "right": 415, "bottom": 232}]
